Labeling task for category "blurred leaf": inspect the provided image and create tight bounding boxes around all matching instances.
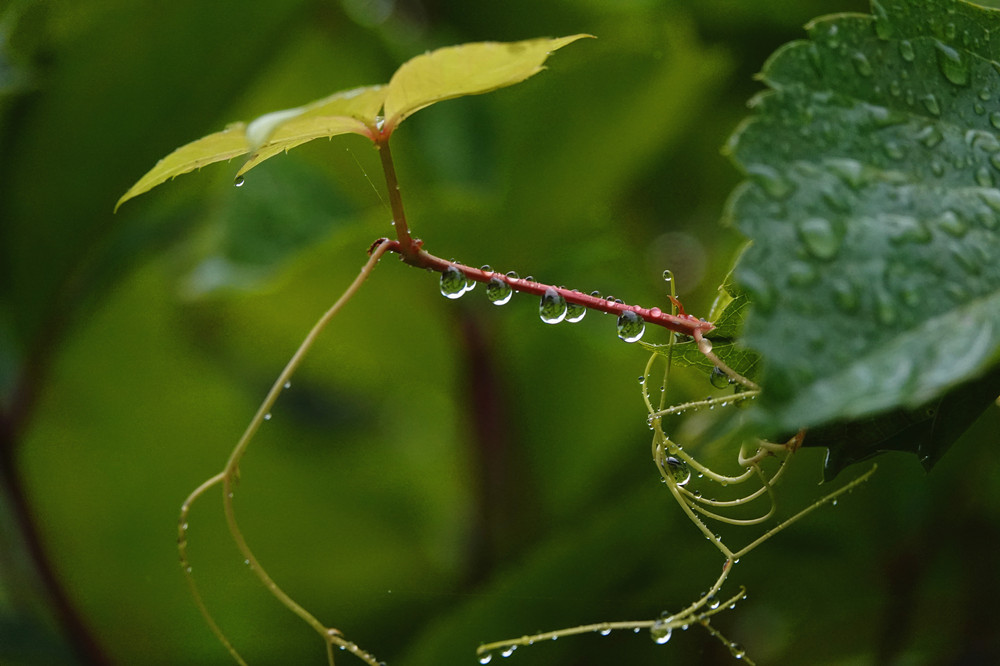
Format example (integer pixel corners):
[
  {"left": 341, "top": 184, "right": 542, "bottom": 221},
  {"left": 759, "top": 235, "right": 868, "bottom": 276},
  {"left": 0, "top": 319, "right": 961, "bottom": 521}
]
[
  {"left": 725, "top": 0, "right": 1000, "bottom": 444},
  {"left": 382, "top": 35, "right": 593, "bottom": 130},
  {"left": 806, "top": 364, "right": 1000, "bottom": 480}
]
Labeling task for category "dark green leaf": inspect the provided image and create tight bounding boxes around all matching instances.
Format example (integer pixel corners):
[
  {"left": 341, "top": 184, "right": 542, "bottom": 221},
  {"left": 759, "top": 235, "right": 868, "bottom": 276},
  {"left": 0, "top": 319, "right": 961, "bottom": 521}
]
[
  {"left": 806, "top": 364, "right": 1000, "bottom": 480},
  {"left": 726, "top": 0, "right": 1000, "bottom": 443}
]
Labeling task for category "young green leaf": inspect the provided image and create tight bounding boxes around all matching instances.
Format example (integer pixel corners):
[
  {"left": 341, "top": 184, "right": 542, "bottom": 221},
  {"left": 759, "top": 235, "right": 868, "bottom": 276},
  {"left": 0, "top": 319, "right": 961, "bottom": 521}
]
[
  {"left": 381, "top": 35, "right": 593, "bottom": 131},
  {"left": 116, "top": 37, "right": 589, "bottom": 210},
  {"left": 725, "top": 0, "right": 1000, "bottom": 445},
  {"left": 114, "top": 124, "right": 248, "bottom": 211}
]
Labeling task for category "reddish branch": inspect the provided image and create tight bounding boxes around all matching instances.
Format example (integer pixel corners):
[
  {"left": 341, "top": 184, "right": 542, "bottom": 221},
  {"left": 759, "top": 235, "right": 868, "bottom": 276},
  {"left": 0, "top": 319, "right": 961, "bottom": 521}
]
[{"left": 373, "top": 136, "right": 714, "bottom": 338}]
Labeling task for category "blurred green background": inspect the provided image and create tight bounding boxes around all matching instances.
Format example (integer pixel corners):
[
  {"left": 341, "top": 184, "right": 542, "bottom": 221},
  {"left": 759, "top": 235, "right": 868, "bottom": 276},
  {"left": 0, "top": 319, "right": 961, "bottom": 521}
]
[{"left": 3, "top": 0, "right": 1000, "bottom": 664}]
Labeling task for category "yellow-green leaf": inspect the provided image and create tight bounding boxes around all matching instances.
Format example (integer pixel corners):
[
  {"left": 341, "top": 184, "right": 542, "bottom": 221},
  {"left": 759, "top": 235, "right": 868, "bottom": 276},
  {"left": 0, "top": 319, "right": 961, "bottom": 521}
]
[
  {"left": 116, "top": 38, "right": 590, "bottom": 209},
  {"left": 114, "top": 124, "right": 248, "bottom": 211},
  {"left": 238, "top": 85, "right": 387, "bottom": 175},
  {"left": 382, "top": 34, "right": 593, "bottom": 131}
]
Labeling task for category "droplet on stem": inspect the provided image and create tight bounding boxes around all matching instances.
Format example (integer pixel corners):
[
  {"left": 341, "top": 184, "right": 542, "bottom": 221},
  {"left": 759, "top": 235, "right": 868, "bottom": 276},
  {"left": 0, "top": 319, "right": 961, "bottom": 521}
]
[
  {"left": 617, "top": 310, "right": 645, "bottom": 342},
  {"left": 486, "top": 277, "right": 513, "bottom": 305},
  {"left": 665, "top": 456, "right": 691, "bottom": 486},
  {"left": 564, "top": 299, "right": 586, "bottom": 323},
  {"left": 440, "top": 266, "right": 466, "bottom": 299},
  {"left": 539, "top": 288, "right": 567, "bottom": 324}
]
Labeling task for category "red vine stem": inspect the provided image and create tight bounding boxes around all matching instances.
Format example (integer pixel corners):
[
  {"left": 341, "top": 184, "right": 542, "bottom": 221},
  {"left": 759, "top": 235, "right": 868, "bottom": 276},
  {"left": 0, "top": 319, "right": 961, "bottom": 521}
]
[{"left": 373, "top": 135, "right": 714, "bottom": 338}]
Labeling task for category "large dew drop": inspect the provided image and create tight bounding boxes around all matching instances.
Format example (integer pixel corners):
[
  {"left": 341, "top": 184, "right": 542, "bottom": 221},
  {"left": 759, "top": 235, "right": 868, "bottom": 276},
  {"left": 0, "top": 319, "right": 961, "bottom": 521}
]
[
  {"left": 539, "top": 288, "right": 567, "bottom": 324},
  {"left": 617, "top": 310, "right": 645, "bottom": 342},
  {"left": 440, "top": 266, "right": 466, "bottom": 299},
  {"left": 486, "top": 277, "right": 513, "bottom": 305},
  {"left": 665, "top": 456, "right": 691, "bottom": 486},
  {"left": 650, "top": 619, "right": 673, "bottom": 645},
  {"left": 564, "top": 299, "right": 586, "bottom": 323},
  {"left": 797, "top": 217, "right": 842, "bottom": 260}
]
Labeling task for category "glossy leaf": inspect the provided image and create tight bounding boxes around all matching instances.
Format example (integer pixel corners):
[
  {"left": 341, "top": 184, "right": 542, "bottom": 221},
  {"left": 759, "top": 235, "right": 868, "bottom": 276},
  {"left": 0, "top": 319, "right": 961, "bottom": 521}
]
[
  {"left": 725, "top": 0, "right": 1000, "bottom": 445},
  {"left": 237, "top": 85, "right": 387, "bottom": 175},
  {"left": 117, "top": 37, "right": 589, "bottom": 210},
  {"left": 114, "top": 125, "right": 248, "bottom": 211},
  {"left": 382, "top": 35, "right": 593, "bottom": 131}
]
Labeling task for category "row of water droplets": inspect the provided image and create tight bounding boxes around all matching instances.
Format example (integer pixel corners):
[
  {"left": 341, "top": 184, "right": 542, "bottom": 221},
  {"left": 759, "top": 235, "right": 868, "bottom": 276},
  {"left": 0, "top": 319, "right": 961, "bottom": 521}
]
[{"left": 439, "top": 264, "right": 648, "bottom": 343}]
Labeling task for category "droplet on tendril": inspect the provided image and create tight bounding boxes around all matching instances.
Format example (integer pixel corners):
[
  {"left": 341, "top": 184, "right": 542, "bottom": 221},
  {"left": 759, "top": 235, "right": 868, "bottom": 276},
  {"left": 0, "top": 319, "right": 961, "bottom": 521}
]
[
  {"left": 650, "top": 619, "right": 673, "bottom": 645},
  {"left": 565, "top": 300, "right": 586, "bottom": 323},
  {"left": 440, "top": 266, "right": 466, "bottom": 299},
  {"left": 665, "top": 456, "right": 691, "bottom": 486},
  {"left": 662, "top": 269, "right": 673, "bottom": 284},
  {"left": 617, "top": 310, "right": 645, "bottom": 342},
  {"left": 539, "top": 288, "right": 567, "bottom": 324},
  {"left": 486, "top": 277, "right": 513, "bottom": 305},
  {"left": 710, "top": 367, "right": 731, "bottom": 389},
  {"left": 478, "top": 653, "right": 493, "bottom": 664},
  {"left": 501, "top": 645, "right": 517, "bottom": 658},
  {"left": 505, "top": 270, "right": 520, "bottom": 280},
  {"left": 234, "top": 176, "right": 245, "bottom": 187},
  {"left": 263, "top": 413, "right": 272, "bottom": 421}
]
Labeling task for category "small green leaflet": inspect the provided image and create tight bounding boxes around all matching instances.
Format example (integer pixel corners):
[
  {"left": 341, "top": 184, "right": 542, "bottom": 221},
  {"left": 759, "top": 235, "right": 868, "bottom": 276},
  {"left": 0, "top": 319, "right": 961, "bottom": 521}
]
[
  {"left": 725, "top": 0, "right": 1000, "bottom": 467},
  {"left": 116, "top": 35, "right": 591, "bottom": 211}
]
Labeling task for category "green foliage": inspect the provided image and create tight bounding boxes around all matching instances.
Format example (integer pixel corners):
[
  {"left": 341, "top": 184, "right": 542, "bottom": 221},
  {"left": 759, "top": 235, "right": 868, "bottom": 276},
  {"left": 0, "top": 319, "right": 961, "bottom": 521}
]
[
  {"left": 115, "top": 36, "right": 590, "bottom": 211},
  {"left": 726, "top": 0, "right": 1000, "bottom": 464},
  {"left": 4, "top": 1, "right": 1000, "bottom": 665}
]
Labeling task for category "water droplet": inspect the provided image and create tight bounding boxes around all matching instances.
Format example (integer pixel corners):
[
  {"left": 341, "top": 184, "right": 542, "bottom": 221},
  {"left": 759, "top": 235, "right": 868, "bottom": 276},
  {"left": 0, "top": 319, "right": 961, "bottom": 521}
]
[
  {"left": 505, "top": 270, "right": 520, "bottom": 280},
  {"left": 617, "top": 311, "right": 645, "bottom": 343},
  {"left": 876, "top": 291, "right": 898, "bottom": 325},
  {"left": 539, "top": 289, "right": 567, "bottom": 324},
  {"left": 916, "top": 125, "right": 943, "bottom": 149},
  {"left": 899, "top": 39, "right": 916, "bottom": 62},
  {"left": 787, "top": 261, "right": 819, "bottom": 286},
  {"left": 729, "top": 643, "right": 747, "bottom": 660},
  {"left": 921, "top": 94, "right": 941, "bottom": 116},
  {"left": 440, "top": 266, "right": 466, "bottom": 299},
  {"left": 797, "top": 217, "right": 843, "bottom": 260},
  {"left": 486, "top": 277, "right": 513, "bottom": 305},
  {"left": 827, "top": 158, "right": 866, "bottom": 188},
  {"left": 976, "top": 165, "right": 995, "bottom": 187},
  {"left": 599, "top": 626, "right": 612, "bottom": 637},
  {"left": 650, "top": 620, "right": 673, "bottom": 645},
  {"left": 871, "top": 0, "right": 893, "bottom": 39},
  {"left": 662, "top": 270, "right": 673, "bottom": 284},
  {"left": 748, "top": 165, "right": 794, "bottom": 199},
  {"left": 263, "top": 413, "right": 272, "bottom": 421},
  {"left": 479, "top": 653, "right": 493, "bottom": 664},
  {"left": 990, "top": 112, "right": 1000, "bottom": 130},
  {"left": 851, "top": 52, "right": 873, "bottom": 77},
  {"left": 708, "top": 594, "right": 721, "bottom": 610},
  {"left": 234, "top": 176, "right": 245, "bottom": 187},
  {"left": 936, "top": 210, "right": 968, "bottom": 237},
  {"left": 935, "top": 40, "right": 970, "bottom": 86},
  {"left": 284, "top": 381, "right": 291, "bottom": 389},
  {"left": 883, "top": 141, "right": 905, "bottom": 160},
  {"left": 501, "top": 646, "right": 516, "bottom": 658},
  {"left": 888, "top": 215, "right": 932, "bottom": 245},
  {"left": 965, "top": 129, "right": 1000, "bottom": 153},
  {"left": 564, "top": 300, "right": 586, "bottom": 323},
  {"left": 832, "top": 279, "right": 860, "bottom": 312},
  {"left": 710, "top": 367, "right": 731, "bottom": 389},
  {"left": 665, "top": 456, "right": 691, "bottom": 486}
]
